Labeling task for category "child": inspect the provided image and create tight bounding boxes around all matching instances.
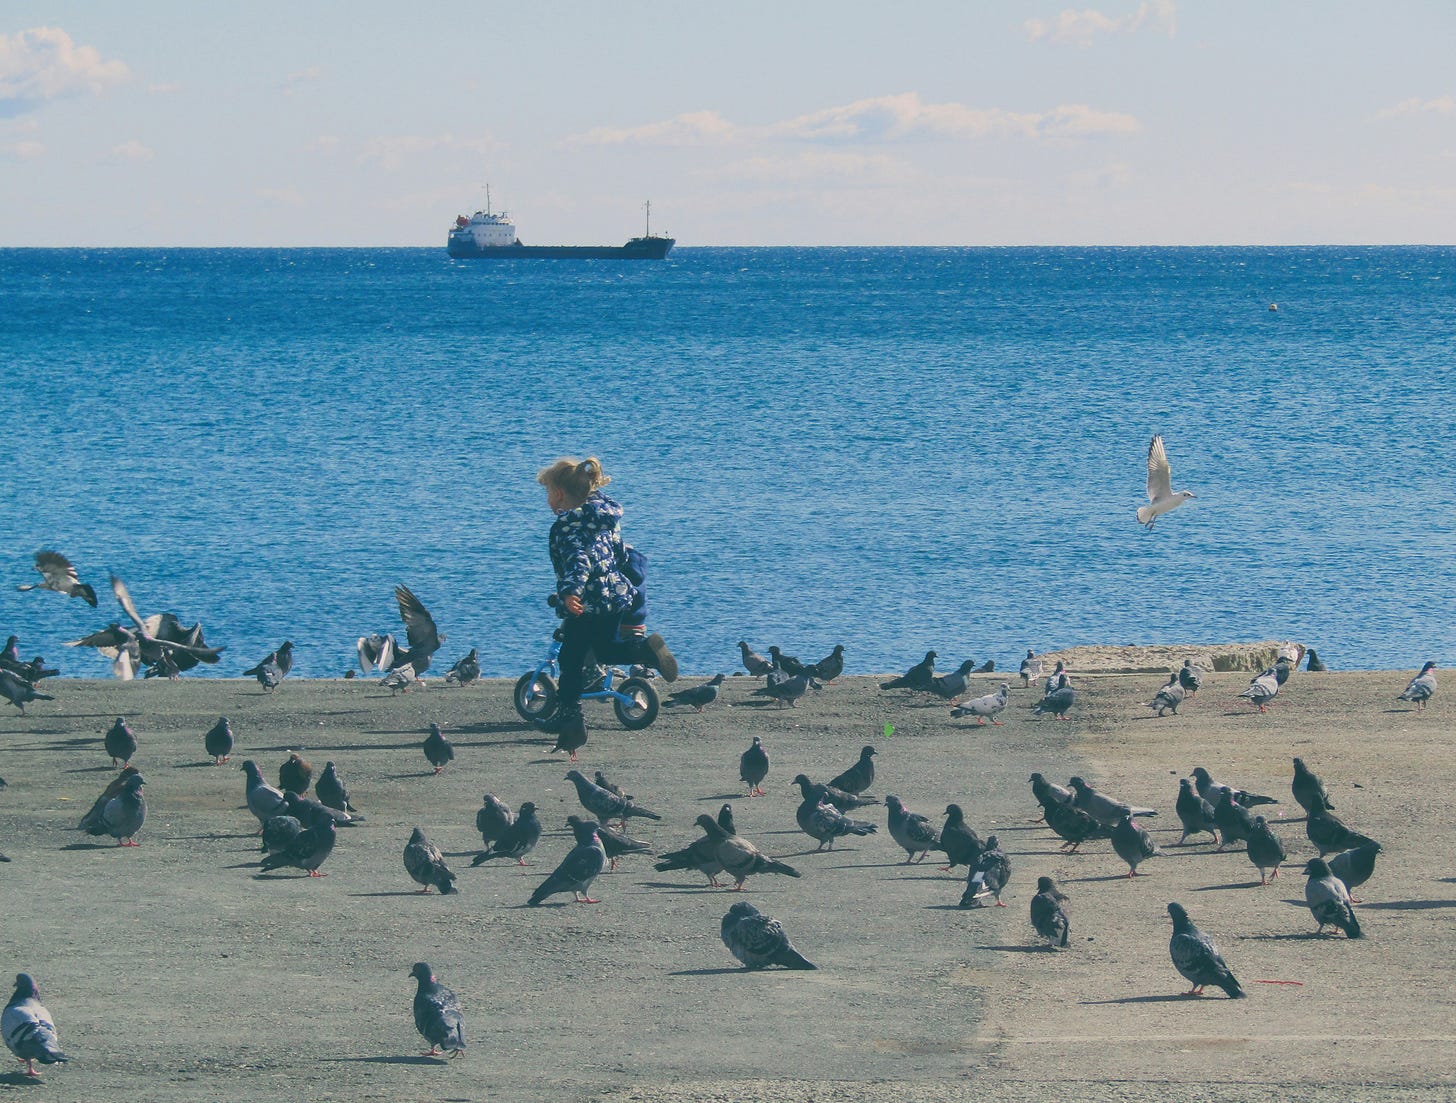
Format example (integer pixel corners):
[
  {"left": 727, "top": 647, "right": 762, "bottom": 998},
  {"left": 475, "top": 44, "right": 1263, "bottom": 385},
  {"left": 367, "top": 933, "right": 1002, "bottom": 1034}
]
[{"left": 536, "top": 457, "right": 677, "bottom": 738}]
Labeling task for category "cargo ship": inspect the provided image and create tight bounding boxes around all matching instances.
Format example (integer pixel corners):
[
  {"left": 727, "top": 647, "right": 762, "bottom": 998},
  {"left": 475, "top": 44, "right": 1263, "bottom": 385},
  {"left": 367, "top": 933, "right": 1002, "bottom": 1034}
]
[{"left": 447, "top": 197, "right": 674, "bottom": 259}]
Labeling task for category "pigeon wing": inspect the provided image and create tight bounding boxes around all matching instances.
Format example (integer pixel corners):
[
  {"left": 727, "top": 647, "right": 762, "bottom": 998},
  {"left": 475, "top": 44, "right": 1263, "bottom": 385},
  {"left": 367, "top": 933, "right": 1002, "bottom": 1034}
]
[
  {"left": 395, "top": 586, "right": 441, "bottom": 653},
  {"left": 1147, "top": 435, "right": 1173, "bottom": 501}
]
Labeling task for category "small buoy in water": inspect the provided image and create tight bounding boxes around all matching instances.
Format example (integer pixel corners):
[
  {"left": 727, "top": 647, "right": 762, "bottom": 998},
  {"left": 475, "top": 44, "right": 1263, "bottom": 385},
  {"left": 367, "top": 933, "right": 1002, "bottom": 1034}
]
[{"left": 1269, "top": 303, "right": 1278, "bottom": 311}]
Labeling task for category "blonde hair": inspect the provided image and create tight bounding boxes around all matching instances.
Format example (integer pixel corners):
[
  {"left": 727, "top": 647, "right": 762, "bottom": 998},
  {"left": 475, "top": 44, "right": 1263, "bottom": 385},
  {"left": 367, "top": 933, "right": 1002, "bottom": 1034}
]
[{"left": 537, "top": 456, "right": 610, "bottom": 500}]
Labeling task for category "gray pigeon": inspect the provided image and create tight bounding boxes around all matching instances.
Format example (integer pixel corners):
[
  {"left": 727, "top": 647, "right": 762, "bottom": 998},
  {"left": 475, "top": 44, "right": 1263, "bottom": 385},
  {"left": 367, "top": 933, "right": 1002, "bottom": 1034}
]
[
  {"left": 260, "top": 813, "right": 303, "bottom": 855},
  {"left": 258, "top": 814, "right": 336, "bottom": 877},
  {"left": 1190, "top": 767, "right": 1277, "bottom": 809},
  {"left": 3, "top": 973, "right": 68, "bottom": 1077},
  {"left": 951, "top": 683, "right": 1009, "bottom": 724},
  {"left": 1030, "top": 876, "right": 1070, "bottom": 949},
  {"left": 665, "top": 673, "right": 726, "bottom": 712},
  {"left": 792, "top": 775, "right": 878, "bottom": 813},
  {"left": 568, "top": 815, "right": 652, "bottom": 870},
  {"left": 444, "top": 648, "right": 480, "bottom": 686},
  {"left": 1018, "top": 650, "right": 1042, "bottom": 687},
  {"left": 1396, "top": 661, "right": 1437, "bottom": 711},
  {"left": 1239, "top": 667, "right": 1279, "bottom": 712},
  {"left": 1177, "top": 659, "right": 1202, "bottom": 696},
  {"left": 1167, "top": 902, "right": 1244, "bottom": 998},
  {"left": 409, "top": 963, "right": 464, "bottom": 1058},
  {"left": 880, "top": 650, "right": 936, "bottom": 690},
  {"left": 473, "top": 802, "right": 541, "bottom": 866},
  {"left": 1245, "top": 816, "right": 1287, "bottom": 884},
  {"left": 1031, "top": 674, "right": 1076, "bottom": 719},
  {"left": 82, "top": 772, "right": 146, "bottom": 846},
  {"left": 527, "top": 818, "right": 607, "bottom": 905},
  {"left": 0, "top": 669, "right": 55, "bottom": 715},
  {"left": 927, "top": 659, "right": 976, "bottom": 701},
  {"left": 827, "top": 746, "right": 876, "bottom": 795},
  {"left": 737, "top": 641, "right": 773, "bottom": 677},
  {"left": 403, "top": 828, "right": 457, "bottom": 894},
  {"left": 960, "top": 836, "right": 1010, "bottom": 907},
  {"left": 17, "top": 549, "right": 97, "bottom": 606},
  {"left": 1174, "top": 779, "right": 1218, "bottom": 846},
  {"left": 796, "top": 796, "right": 877, "bottom": 852},
  {"left": 564, "top": 769, "right": 660, "bottom": 827},
  {"left": 693, "top": 813, "right": 800, "bottom": 890},
  {"left": 242, "top": 760, "right": 288, "bottom": 826},
  {"left": 1291, "top": 756, "right": 1331, "bottom": 814},
  {"left": 807, "top": 644, "right": 846, "bottom": 682},
  {"left": 104, "top": 717, "right": 137, "bottom": 767},
  {"left": 886, "top": 794, "right": 941, "bottom": 863},
  {"left": 750, "top": 671, "right": 817, "bottom": 707},
  {"left": 423, "top": 723, "right": 454, "bottom": 775},
  {"left": 720, "top": 902, "right": 816, "bottom": 969},
  {"left": 654, "top": 804, "right": 736, "bottom": 886},
  {"left": 390, "top": 585, "right": 445, "bottom": 674},
  {"left": 1328, "top": 841, "right": 1381, "bottom": 901},
  {"left": 1029, "top": 772, "right": 1075, "bottom": 815},
  {"left": 1306, "top": 798, "right": 1376, "bottom": 857},
  {"left": 243, "top": 641, "right": 293, "bottom": 690},
  {"left": 1068, "top": 776, "right": 1157, "bottom": 828},
  {"left": 938, "top": 804, "right": 984, "bottom": 874},
  {"left": 739, "top": 737, "right": 769, "bottom": 796},
  {"left": 1147, "top": 672, "right": 1185, "bottom": 716},
  {"left": 1043, "top": 799, "right": 1111, "bottom": 853},
  {"left": 1111, "top": 814, "right": 1160, "bottom": 877},
  {"left": 315, "top": 762, "right": 356, "bottom": 814},
  {"left": 1213, "top": 790, "right": 1255, "bottom": 851},
  {"left": 474, "top": 794, "right": 515, "bottom": 847},
  {"left": 1304, "top": 858, "right": 1362, "bottom": 938},
  {"left": 203, "top": 717, "right": 234, "bottom": 765}
]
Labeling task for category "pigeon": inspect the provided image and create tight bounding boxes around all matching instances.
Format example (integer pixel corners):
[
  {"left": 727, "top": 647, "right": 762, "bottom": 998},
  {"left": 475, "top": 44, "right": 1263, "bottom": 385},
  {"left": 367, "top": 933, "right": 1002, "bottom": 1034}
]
[
  {"left": 1112, "top": 815, "right": 1160, "bottom": 877},
  {"left": 1291, "top": 757, "right": 1332, "bottom": 814},
  {"left": 592, "top": 770, "right": 629, "bottom": 801},
  {"left": 473, "top": 802, "right": 541, "bottom": 866},
  {"left": 243, "top": 641, "right": 293, "bottom": 690},
  {"left": 564, "top": 769, "right": 660, "bottom": 828},
  {"left": 1213, "top": 790, "right": 1255, "bottom": 851},
  {"left": 1136, "top": 434, "right": 1196, "bottom": 528},
  {"left": 1174, "top": 779, "right": 1218, "bottom": 846},
  {"left": 284, "top": 789, "right": 361, "bottom": 829},
  {"left": 694, "top": 813, "right": 800, "bottom": 890},
  {"left": 357, "top": 633, "right": 396, "bottom": 674},
  {"left": 1043, "top": 661, "right": 1069, "bottom": 696},
  {"left": 1030, "top": 876, "right": 1071, "bottom": 949},
  {"left": 3, "top": 973, "right": 68, "bottom": 1077},
  {"left": 241, "top": 760, "right": 288, "bottom": 826},
  {"left": 104, "top": 717, "right": 137, "bottom": 767},
  {"left": 886, "top": 795, "right": 941, "bottom": 863},
  {"left": 1190, "top": 767, "right": 1278, "bottom": 809},
  {"left": 807, "top": 644, "right": 846, "bottom": 682},
  {"left": 1031, "top": 674, "right": 1076, "bottom": 720},
  {"left": 1274, "top": 656, "right": 1294, "bottom": 686},
  {"left": 1018, "top": 650, "right": 1042, "bottom": 687},
  {"left": 880, "top": 650, "right": 936, "bottom": 690},
  {"left": 926, "top": 660, "right": 976, "bottom": 701},
  {"left": 951, "top": 683, "right": 1009, "bottom": 724},
  {"left": 474, "top": 794, "right": 515, "bottom": 847},
  {"left": 1306, "top": 798, "right": 1376, "bottom": 857},
  {"left": 1305, "top": 648, "right": 1328, "bottom": 672},
  {"left": 1245, "top": 816, "right": 1288, "bottom": 884},
  {"left": 1397, "top": 662, "right": 1437, "bottom": 711},
  {"left": 665, "top": 673, "right": 725, "bottom": 712},
  {"left": 259, "top": 814, "right": 336, "bottom": 877},
  {"left": 938, "top": 804, "right": 984, "bottom": 873},
  {"left": 546, "top": 708, "right": 588, "bottom": 761},
  {"left": 444, "top": 648, "right": 480, "bottom": 686},
  {"left": 0, "top": 645, "right": 58, "bottom": 684},
  {"left": 827, "top": 745, "right": 876, "bottom": 795},
  {"left": 76, "top": 768, "right": 138, "bottom": 832},
  {"left": 961, "top": 836, "right": 1010, "bottom": 907},
  {"left": 791, "top": 774, "right": 879, "bottom": 813},
  {"left": 80, "top": 771, "right": 146, "bottom": 846},
  {"left": 654, "top": 804, "right": 737, "bottom": 886},
  {"left": 1147, "top": 672, "right": 1185, "bottom": 717},
  {"left": 1239, "top": 667, "right": 1280, "bottom": 712},
  {"left": 1328, "top": 841, "right": 1381, "bottom": 900},
  {"left": 768, "top": 645, "right": 807, "bottom": 678},
  {"left": 16, "top": 550, "right": 97, "bottom": 606},
  {"left": 0, "top": 670, "right": 53, "bottom": 714},
  {"left": 568, "top": 815, "right": 652, "bottom": 870},
  {"left": 278, "top": 752, "right": 313, "bottom": 795},
  {"left": 423, "top": 723, "right": 454, "bottom": 775},
  {"left": 409, "top": 963, "right": 465, "bottom": 1058},
  {"left": 1167, "top": 903, "right": 1244, "bottom": 997},
  {"left": 1029, "top": 772, "right": 1075, "bottom": 816},
  {"left": 203, "top": 717, "right": 234, "bottom": 765},
  {"left": 260, "top": 813, "right": 303, "bottom": 855},
  {"left": 739, "top": 737, "right": 769, "bottom": 796},
  {"left": 528, "top": 818, "right": 607, "bottom": 905},
  {"left": 403, "top": 827, "right": 457, "bottom": 894},
  {"left": 1043, "top": 798, "right": 1112, "bottom": 853},
  {"left": 750, "top": 672, "right": 816, "bottom": 708},
  {"left": 720, "top": 902, "right": 816, "bottom": 969},
  {"left": 101, "top": 575, "right": 225, "bottom": 677},
  {"left": 390, "top": 585, "right": 444, "bottom": 674},
  {"left": 1068, "top": 777, "right": 1156, "bottom": 828},
  {"left": 796, "top": 796, "right": 877, "bottom": 852},
  {"left": 737, "top": 641, "right": 774, "bottom": 677},
  {"left": 974, "top": 660, "right": 995, "bottom": 673},
  {"left": 1170, "top": 662, "right": 1202, "bottom": 699},
  {"left": 315, "top": 762, "right": 356, "bottom": 814},
  {"left": 1305, "top": 858, "right": 1362, "bottom": 938}
]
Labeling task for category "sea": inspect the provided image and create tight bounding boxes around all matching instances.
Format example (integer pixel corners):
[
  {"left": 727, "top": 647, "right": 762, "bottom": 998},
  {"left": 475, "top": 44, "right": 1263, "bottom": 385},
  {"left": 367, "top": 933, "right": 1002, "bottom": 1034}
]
[{"left": 2, "top": 246, "right": 1453, "bottom": 681}]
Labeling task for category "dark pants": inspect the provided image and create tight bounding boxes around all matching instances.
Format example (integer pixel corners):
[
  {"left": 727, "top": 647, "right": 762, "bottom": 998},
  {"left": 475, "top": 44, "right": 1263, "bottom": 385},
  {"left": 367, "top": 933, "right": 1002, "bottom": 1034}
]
[{"left": 557, "top": 613, "right": 644, "bottom": 711}]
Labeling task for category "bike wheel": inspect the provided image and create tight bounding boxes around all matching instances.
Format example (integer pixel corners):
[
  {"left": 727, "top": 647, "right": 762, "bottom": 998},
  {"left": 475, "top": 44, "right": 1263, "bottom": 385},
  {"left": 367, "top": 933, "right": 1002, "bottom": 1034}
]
[
  {"left": 613, "top": 677, "right": 660, "bottom": 730},
  {"left": 514, "top": 671, "right": 558, "bottom": 723}
]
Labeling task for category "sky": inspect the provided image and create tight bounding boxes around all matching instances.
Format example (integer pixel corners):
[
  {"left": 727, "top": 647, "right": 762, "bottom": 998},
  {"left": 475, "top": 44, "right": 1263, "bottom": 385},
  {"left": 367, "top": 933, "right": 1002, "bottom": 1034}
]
[{"left": 2, "top": 2, "right": 1454, "bottom": 246}]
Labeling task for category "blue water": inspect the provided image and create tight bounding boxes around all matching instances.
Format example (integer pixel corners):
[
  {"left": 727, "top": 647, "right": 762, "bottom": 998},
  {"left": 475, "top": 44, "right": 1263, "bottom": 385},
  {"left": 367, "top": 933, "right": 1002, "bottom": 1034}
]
[{"left": 3, "top": 246, "right": 1453, "bottom": 679}]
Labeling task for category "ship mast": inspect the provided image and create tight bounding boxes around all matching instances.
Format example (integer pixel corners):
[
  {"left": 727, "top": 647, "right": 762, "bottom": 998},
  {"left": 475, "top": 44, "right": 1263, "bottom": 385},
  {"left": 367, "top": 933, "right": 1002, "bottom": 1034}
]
[{"left": 645, "top": 200, "right": 651, "bottom": 238}]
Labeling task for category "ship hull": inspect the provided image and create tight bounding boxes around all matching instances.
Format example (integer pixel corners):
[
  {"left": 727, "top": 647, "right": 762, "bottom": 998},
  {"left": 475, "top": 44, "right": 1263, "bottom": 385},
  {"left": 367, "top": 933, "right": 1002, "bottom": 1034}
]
[{"left": 447, "top": 236, "right": 674, "bottom": 260}]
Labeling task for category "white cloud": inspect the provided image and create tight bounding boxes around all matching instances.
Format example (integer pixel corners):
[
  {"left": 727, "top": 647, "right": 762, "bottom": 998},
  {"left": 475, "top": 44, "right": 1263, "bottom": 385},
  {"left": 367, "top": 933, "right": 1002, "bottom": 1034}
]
[
  {"left": 1025, "top": 1, "right": 1177, "bottom": 46},
  {"left": 106, "top": 139, "right": 153, "bottom": 162},
  {"left": 1, "top": 138, "right": 44, "bottom": 160},
  {"left": 574, "top": 92, "right": 1139, "bottom": 148},
  {"left": 0, "top": 27, "right": 129, "bottom": 116},
  {"left": 716, "top": 150, "right": 912, "bottom": 185},
  {"left": 1376, "top": 95, "right": 1456, "bottom": 119}
]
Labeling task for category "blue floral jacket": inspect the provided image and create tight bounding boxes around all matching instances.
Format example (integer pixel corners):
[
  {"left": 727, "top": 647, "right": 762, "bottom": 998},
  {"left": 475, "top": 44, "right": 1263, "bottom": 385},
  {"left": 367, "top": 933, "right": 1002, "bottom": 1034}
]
[{"left": 549, "top": 491, "right": 640, "bottom": 616}]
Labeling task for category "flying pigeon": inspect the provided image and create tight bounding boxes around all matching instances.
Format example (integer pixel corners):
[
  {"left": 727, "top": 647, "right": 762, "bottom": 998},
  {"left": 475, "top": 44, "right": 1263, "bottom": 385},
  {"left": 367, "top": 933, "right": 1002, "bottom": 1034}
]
[
  {"left": 1291, "top": 757, "right": 1332, "bottom": 814},
  {"left": 568, "top": 814, "right": 652, "bottom": 870},
  {"left": 886, "top": 794, "right": 941, "bottom": 863},
  {"left": 527, "top": 818, "right": 607, "bottom": 905},
  {"left": 423, "top": 723, "right": 454, "bottom": 775},
  {"left": 0, "top": 670, "right": 53, "bottom": 714},
  {"left": 390, "top": 585, "right": 444, "bottom": 674},
  {"left": 720, "top": 902, "right": 815, "bottom": 969},
  {"left": 1245, "top": 816, "right": 1287, "bottom": 884},
  {"left": 1304, "top": 858, "right": 1362, "bottom": 938},
  {"left": 1112, "top": 815, "right": 1160, "bottom": 877},
  {"left": 961, "top": 835, "right": 1010, "bottom": 907},
  {"left": 938, "top": 803, "right": 984, "bottom": 874},
  {"left": 104, "top": 717, "right": 137, "bottom": 768},
  {"left": 665, "top": 673, "right": 725, "bottom": 712},
  {"left": 1397, "top": 662, "right": 1437, "bottom": 711},
  {"left": 80, "top": 771, "right": 146, "bottom": 846},
  {"left": 737, "top": 641, "right": 773, "bottom": 677},
  {"left": 1167, "top": 903, "right": 1244, "bottom": 997},
  {"left": 1136, "top": 434, "right": 1196, "bottom": 528},
  {"left": 3, "top": 973, "right": 68, "bottom": 1077},
  {"left": 827, "top": 746, "right": 876, "bottom": 795},
  {"left": 403, "top": 827, "right": 458, "bottom": 894},
  {"left": 315, "top": 762, "right": 357, "bottom": 814},
  {"left": 565, "top": 769, "right": 660, "bottom": 828},
  {"left": 258, "top": 813, "right": 336, "bottom": 877},
  {"left": 409, "top": 963, "right": 464, "bottom": 1058},
  {"left": 472, "top": 802, "right": 541, "bottom": 866},
  {"left": 1147, "top": 672, "right": 1185, "bottom": 717},
  {"left": 16, "top": 550, "right": 97, "bottom": 606},
  {"left": 1239, "top": 667, "right": 1280, "bottom": 712},
  {"left": 203, "top": 717, "right": 234, "bottom": 765},
  {"left": 739, "top": 737, "right": 769, "bottom": 796},
  {"left": 880, "top": 650, "right": 936, "bottom": 690},
  {"left": 278, "top": 752, "right": 312, "bottom": 795},
  {"left": 951, "top": 683, "right": 1009, "bottom": 724},
  {"left": 1068, "top": 777, "right": 1156, "bottom": 828},
  {"left": 357, "top": 633, "right": 396, "bottom": 674},
  {"left": 444, "top": 648, "right": 480, "bottom": 686},
  {"left": 693, "top": 813, "right": 800, "bottom": 890},
  {"left": 1031, "top": 674, "right": 1076, "bottom": 720},
  {"left": 1174, "top": 778, "right": 1218, "bottom": 846},
  {"left": 1178, "top": 660, "right": 1202, "bottom": 696},
  {"left": 1030, "top": 876, "right": 1070, "bottom": 949}
]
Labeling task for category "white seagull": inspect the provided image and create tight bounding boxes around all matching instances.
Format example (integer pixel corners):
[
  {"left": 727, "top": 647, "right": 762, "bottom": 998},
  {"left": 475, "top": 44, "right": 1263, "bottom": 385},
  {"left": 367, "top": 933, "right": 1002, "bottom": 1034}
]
[{"left": 1137, "top": 434, "right": 1196, "bottom": 529}]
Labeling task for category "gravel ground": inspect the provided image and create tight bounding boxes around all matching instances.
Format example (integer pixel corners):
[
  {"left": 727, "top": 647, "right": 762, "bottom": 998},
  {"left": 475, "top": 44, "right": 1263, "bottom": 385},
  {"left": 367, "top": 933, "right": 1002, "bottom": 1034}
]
[{"left": 0, "top": 668, "right": 1452, "bottom": 1101}]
